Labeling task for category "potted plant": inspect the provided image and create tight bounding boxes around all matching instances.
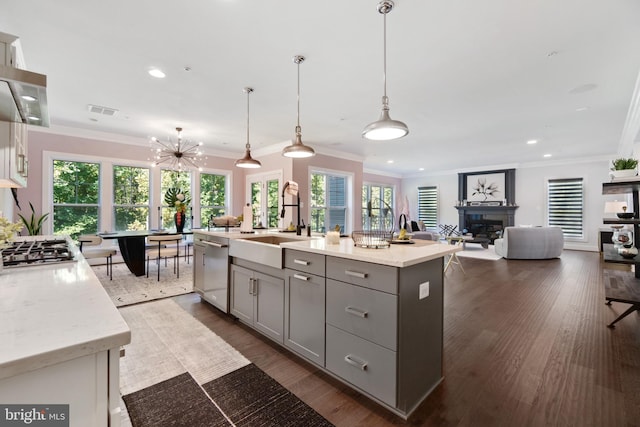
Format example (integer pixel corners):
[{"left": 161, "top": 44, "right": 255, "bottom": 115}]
[
  {"left": 610, "top": 158, "right": 639, "bottom": 180},
  {"left": 17, "top": 202, "right": 49, "bottom": 236},
  {"left": 164, "top": 188, "right": 190, "bottom": 232}
]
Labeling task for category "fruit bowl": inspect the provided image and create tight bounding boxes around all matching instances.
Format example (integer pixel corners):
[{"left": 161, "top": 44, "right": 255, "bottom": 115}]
[{"left": 617, "top": 212, "right": 634, "bottom": 219}]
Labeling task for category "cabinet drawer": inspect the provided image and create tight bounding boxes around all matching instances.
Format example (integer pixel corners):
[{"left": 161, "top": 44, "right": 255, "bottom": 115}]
[
  {"left": 284, "top": 249, "right": 325, "bottom": 276},
  {"left": 326, "top": 279, "right": 397, "bottom": 350},
  {"left": 326, "top": 256, "right": 397, "bottom": 294},
  {"left": 326, "top": 325, "right": 396, "bottom": 407}
]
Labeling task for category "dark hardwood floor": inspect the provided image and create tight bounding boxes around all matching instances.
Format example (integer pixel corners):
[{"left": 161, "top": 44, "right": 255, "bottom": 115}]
[{"left": 173, "top": 250, "right": 640, "bottom": 426}]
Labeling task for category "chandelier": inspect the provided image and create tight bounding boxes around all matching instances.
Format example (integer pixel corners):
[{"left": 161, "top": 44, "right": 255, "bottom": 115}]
[{"left": 149, "top": 127, "right": 206, "bottom": 171}]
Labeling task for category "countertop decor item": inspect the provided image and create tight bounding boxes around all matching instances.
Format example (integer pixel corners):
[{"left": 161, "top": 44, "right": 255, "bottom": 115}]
[
  {"left": 282, "top": 55, "right": 315, "bottom": 158},
  {"left": 150, "top": 127, "right": 206, "bottom": 172},
  {"left": 235, "top": 87, "right": 262, "bottom": 168},
  {"left": 362, "top": 0, "right": 408, "bottom": 141},
  {"left": 352, "top": 230, "right": 393, "bottom": 248}
]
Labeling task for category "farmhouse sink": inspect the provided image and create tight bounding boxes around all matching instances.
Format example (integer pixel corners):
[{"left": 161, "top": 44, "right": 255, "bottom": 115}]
[{"left": 229, "top": 234, "right": 311, "bottom": 269}]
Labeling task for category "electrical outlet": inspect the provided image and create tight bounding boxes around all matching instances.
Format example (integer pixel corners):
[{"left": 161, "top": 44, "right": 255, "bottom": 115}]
[{"left": 419, "top": 281, "right": 429, "bottom": 299}]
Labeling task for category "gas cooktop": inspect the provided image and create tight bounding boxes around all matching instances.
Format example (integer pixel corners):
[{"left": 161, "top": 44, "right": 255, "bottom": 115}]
[{"left": 1, "top": 238, "right": 76, "bottom": 267}]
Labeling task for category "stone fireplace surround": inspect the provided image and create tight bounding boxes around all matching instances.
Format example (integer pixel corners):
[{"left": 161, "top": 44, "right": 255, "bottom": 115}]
[{"left": 456, "top": 169, "right": 518, "bottom": 243}]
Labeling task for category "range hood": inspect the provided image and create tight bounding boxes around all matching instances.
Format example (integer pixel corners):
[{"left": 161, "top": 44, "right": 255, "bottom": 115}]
[{"left": 0, "top": 64, "right": 49, "bottom": 127}]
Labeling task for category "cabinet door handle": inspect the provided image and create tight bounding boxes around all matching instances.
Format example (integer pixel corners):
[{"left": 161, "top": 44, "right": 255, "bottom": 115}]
[
  {"left": 345, "top": 270, "right": 367, "bottom": 279},
  {"left": 344, "top": 354, "right": 368, "bottom": 371},
  {"left": 202, "top": 240, "right": 227, "bottom": 248},
  {"left": 293, "top": 273, "right": 310, "bottom": 281},
  {"left": 345, "top": 306, "right": 368, "bottom": 318},
  {"left": 294, "top": 259, "right": 310, "bottom": 266},
  {"left": 248, "top": 278, "right": 254, "bottom": 295}
]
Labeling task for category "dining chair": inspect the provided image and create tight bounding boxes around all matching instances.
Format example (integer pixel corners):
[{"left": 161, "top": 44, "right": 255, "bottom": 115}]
[
  {"left": 78, "top": 234, "right": 117, "bottom": 280},
  {"left": 146, "top": 234, "right": 183, "bottom": 281}
]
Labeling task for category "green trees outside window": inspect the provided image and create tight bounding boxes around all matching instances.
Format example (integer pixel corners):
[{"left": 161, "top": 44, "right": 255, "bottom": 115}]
[
  {"left": 200, "top": 173, "right": 226, "bottom": 227},
  {"left": 310, "top": 172, "right": 347, "bottom": 234},
  {"left": 113, "top": 165, "right": 150, "bottom": 231},
  {"left": 53, "top": 160, "right": 100, "bottom": 239}
]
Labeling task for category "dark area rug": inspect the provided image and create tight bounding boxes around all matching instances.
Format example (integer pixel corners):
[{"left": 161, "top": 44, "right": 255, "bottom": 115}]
[
  {"left": 123, "top": 365, "right": 334, "bottom": 427},
  {"left": 202, "top": 364, "right": 334, "bottom": 427},
  {"left": 123, "top": 372, "right": 230, "bottom": 427}
]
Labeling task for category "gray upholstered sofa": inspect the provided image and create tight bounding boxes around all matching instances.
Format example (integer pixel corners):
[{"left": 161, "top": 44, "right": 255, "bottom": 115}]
[{"left": 494, "top": 226, "right": 564, "bottom": 259}]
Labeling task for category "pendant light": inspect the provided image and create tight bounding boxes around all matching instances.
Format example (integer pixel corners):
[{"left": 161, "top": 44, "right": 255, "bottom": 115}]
[
  {"left": 362, "top": 0, "right": 408, "bottom": 141},
  {"left": 235, "top": 87, "right": 262, "bottom": 168},
  {"left": 282, "top": 55, "right": 315, "bottom": 158}
]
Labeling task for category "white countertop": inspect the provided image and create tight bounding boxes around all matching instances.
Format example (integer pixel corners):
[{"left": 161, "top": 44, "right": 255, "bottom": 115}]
[
  {"left": 194, "top": 229, "right": 460, "bottom": 267},
  {"left": 0, "top": 237, "right": 131, "bottom": 380}
]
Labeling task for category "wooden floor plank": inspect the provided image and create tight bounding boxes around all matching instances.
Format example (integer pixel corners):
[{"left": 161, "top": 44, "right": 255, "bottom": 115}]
[{"left": 173, "top": 249, "right": 640, "bottom": 426}]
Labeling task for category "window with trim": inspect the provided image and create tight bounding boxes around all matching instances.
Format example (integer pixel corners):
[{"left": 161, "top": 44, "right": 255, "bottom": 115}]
[
  {"left": 113, "top": 165, "right": 150, "bottom": 231},
  {"left": 311, "top": 172, "right": 347, "bottom": 233},
  {"left": 161, "top": 170, "right": 191, "bottom": 229},
  {"left": 362, "top": 184, "right": 394, "bottom": 231},
  {"left": 418, "top": 186, "right": 438, "bottom": 230},
  {"left": 200, "top": 172, "right": 227, "bottom": 226},
  {"left": 547, "top": 178, "right": 584, "bottom": 239},
  {"left": 52, "top": 159, "right": 100, "bottom": 239}
]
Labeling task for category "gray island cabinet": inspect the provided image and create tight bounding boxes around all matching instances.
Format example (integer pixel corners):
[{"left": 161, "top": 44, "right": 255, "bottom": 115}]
[{"left": 195, "top": 230, "right": 459, "bottom": 419}]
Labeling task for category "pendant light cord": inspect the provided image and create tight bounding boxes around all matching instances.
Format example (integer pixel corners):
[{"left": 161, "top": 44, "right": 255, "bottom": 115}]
[
  {"left": 383, "top": 9, "right": 387, "bottom": 101},
  {"left": 246, "top": 88, "right": 251, "bottom": 150},
  {"left": 297, "top": 58, "right": 301, "bottom": 129}
]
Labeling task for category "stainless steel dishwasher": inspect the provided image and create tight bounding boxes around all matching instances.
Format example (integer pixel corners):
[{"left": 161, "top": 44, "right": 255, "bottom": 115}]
[{"left": 193, "top": 234, "right": 229, "bottom": 312}]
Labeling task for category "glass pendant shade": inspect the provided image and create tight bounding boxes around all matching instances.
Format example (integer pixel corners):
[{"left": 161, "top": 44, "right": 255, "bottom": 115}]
[
  {"left": 282, "top": 55, "right": 315, "bottom": 158},
  {"left": 363, "top": 0, "right": 408, "bottom": 141},
  {"left": 235, "top": 87, "right": 261, "bottom": 168}
]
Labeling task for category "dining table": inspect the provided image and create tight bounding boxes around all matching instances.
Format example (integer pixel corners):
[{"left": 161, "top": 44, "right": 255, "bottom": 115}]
[{"left": 99, "top": 230, "right": 193, "bottom": 276}]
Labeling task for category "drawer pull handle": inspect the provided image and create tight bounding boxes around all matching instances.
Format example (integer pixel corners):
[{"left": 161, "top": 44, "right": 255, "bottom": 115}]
[
  {"left": 293, "top": 273, "right": 310, "bottom": 281},
  {"left": 202, "top": 240, "right": 227, "bottom": 248},
  {"left": 345, "top": 270, "right": 367, "bottom": 279},
  {"left": 344, "top": 354, "right": 368, "bottom": 371},
  {"left": 345, "top": 306, "right": 368, "bottom": 318},
  {"left": 294, "top": 259, "right": 310, "bottom": 266}
]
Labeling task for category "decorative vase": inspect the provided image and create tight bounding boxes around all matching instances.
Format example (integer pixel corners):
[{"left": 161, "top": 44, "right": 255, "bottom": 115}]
[{"left": 174, "top": 211, "right": 185, "bottom": 232}]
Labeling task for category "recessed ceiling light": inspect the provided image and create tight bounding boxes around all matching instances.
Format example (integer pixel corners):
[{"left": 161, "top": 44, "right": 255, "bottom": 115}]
[
  {"left": 419, "top": 167, "right": 424, "bottom": 171},
  {"left": 543, "top": 154, "right": 552, "bottom": 158},
  {"left": 576, "top": 106, "right": 589, "bottom": 112},
  {"left": 148, "top": 68, "right": 166, "bottom": 78},
  {"left": 21, "top": 95, "right": 37, "bottom": 102},
  {"left": 527, "top": 139, "right": 538, "bottom": 145},
  {"left": 387, "top": 160, "right": 394, "bottom": 164}
]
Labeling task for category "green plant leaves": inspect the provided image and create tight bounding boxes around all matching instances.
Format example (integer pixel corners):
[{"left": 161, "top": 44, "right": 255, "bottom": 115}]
[{"left": 17, "top": 202, "right": 49, "bottom": 236}]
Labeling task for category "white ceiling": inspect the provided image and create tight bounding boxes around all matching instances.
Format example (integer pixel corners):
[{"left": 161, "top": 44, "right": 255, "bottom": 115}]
[{"left": 3, "top": 0, "right": 640, "bottom": 176}]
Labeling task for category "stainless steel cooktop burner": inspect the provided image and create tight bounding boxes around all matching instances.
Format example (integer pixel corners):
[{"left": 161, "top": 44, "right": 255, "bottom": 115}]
[{"left": 1, "top": 239, "right": 76, "bottom": 267}]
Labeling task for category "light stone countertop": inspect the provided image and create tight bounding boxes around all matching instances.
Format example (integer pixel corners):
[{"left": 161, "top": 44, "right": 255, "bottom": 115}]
[
  {"left": 0, "top": 237, "right": 131, "bottom": 380},
  {"left": 194, "top": 229, "right": 460, "bottom": 267}
]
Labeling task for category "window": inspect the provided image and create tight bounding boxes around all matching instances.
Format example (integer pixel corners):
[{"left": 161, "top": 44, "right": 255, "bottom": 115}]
[
  {"left": 311, "top": 172, "right": 347, "bottom": 233},
  {"left": 362, "top": 184, "right": 394, "bottom": 231},
  {"left": 418, "top": 186, "right": 438, "bottom": 229},
  {"left": 547, "top": 178, "right": 583, "bottom": 239},
  {"left": 160, "top": 170, "right": 192, "bottom": 229},
  {"left": 52, "top": 160, "right": 100, "bottom": 239},
  {"left": 200, "top": 172, "right": 227, "bottom": 226},
  {"left": 113, "top": 165, "right": 150, "bottom": 231}
]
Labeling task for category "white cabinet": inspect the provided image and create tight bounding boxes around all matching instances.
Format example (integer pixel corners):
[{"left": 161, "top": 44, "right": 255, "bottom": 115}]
[
  {"left": 230, "top": 264, "right": 284, "bottom": 343},
  {"left": 0, "top": 348, "right": 122, "bottom": 427},
  {"left": 0, "top": 119, "right": 27, "bottom": 187}
]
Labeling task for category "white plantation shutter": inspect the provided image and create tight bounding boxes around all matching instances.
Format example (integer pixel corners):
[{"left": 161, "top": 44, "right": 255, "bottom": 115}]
[
  {"left": 418, "top": 186, "right": 438, "bottom": 229},
  {"left": 547, "top": 178, "right": 583, "bottom": 239}
]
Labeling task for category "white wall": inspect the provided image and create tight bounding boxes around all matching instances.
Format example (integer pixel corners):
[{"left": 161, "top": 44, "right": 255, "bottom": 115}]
[{"left": 402, "top": 158, "right": 615, "bottom": 252}]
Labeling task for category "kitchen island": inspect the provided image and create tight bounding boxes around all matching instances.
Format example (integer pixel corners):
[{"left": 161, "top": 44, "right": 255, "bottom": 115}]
[
  {"left": 194, "top": 229, "right": 459, "bottom": 418},
  {"left": 0, "top": 237, "right": 131, "bottom": 427}
]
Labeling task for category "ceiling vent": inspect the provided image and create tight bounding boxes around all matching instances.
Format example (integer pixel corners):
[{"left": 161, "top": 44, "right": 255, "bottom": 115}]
[{"left": 87, "top": 104, "right": 118, "bottom": 116}]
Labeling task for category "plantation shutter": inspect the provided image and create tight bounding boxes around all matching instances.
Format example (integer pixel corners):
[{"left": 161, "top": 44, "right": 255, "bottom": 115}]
[
  {"left": 547, "top": 178, "right": 583, "bottom": 239},
  {"left": 418, "top": 186, "right": 438, "bottom": 229},
  {"left": 327, "top": 175, "right": 346, "bottom": 232}
]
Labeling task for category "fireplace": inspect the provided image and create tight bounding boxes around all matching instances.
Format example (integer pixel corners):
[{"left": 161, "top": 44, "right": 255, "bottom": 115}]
[{"left": 456, "top": 169, "right": 518, "bottom": 243}]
